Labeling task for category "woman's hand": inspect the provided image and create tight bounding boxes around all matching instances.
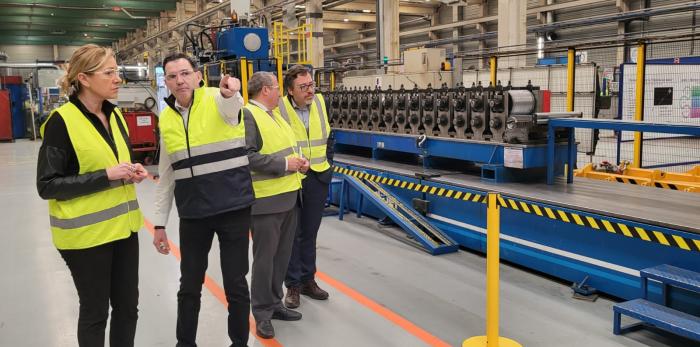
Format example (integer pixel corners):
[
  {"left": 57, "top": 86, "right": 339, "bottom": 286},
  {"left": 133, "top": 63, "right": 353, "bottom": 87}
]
[
  {"left": 106, "top": 163, "right": 135, "bottom": 181},
  {"left": 129, "top": 163, "right": 149, "bottom": 183}
]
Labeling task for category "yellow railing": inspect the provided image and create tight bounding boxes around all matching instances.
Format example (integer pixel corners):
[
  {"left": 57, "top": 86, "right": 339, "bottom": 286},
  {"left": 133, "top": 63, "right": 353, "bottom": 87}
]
[{"left": 272, "top": 21, "right": 312, "bottom": 67}]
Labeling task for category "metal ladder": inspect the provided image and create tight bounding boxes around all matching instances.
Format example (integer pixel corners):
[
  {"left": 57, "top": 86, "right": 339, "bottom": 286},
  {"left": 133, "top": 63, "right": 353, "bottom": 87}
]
[{"left": 338, "top": 173, "right": 459, "bottom": 255}]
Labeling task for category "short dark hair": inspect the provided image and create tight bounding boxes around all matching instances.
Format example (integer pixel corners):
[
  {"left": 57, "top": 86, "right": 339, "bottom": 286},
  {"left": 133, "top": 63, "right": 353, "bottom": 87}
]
[
  {"left": 283, "top": 64, "right": 311, "bottom": 94},
  {"left": 248, "top": 72, "right": 277, "bottom": 99},
  {"left": 162, "top": 53, "right": 197, "bottom": 71}
]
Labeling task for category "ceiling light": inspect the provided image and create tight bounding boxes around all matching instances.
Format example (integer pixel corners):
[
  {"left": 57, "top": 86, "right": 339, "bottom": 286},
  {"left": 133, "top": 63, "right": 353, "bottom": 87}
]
[
  {"left": 362, "top": 9, "right": 371, "bottom": 13},
  {"left": 343, "top": 18, "right": 349, "bottom": 22},
  {"left": 295, "top": 5, "right": 305, "bottom": 9},
  {"left": 50, "top": 12, "right": 54, "bottom": 16},
  {"left": 83, "top": 33, "right": 88, "bottom": 37}
]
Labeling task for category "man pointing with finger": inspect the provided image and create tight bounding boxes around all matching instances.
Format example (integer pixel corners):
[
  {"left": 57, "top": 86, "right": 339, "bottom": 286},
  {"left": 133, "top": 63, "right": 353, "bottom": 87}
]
[{"left": 152, "top": 53, "right": 254, "bottom": 347}]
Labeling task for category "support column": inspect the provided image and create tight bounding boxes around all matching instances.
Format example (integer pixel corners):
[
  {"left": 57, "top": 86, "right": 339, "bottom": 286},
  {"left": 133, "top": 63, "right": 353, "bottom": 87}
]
[
  {"left": 377, "top": 0, "right": 399, "bottom": 72},
  {"left": 473, "top": 0, "right": 487, "bottom": 69},
  {"left": 616, "top": 0, "right": 630, "bottom": 64},
  {"left": 452, "top": 4, "right": 463, "bottom": 86},
  {"left": 497, "top": 0, "right": 526, "bottom": 68},
  {"left": 306, "top": 0, "right": 324, "bottom": 68}
]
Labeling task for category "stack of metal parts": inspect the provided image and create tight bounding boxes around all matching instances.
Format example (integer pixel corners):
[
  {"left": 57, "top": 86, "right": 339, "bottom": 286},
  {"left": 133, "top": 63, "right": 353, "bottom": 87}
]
[{"left": 325, "top": 82, "right": 582, "bottom": 144}]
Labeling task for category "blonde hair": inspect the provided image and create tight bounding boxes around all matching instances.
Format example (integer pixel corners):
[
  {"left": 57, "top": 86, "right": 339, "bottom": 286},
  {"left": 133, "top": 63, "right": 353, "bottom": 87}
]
[{"left": 58, "top": 44, "right": 114, "bottom": 96}]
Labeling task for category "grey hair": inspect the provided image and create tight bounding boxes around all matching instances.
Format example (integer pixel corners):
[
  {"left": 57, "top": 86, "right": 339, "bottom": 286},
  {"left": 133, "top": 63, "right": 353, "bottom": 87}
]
[{"left": 248, "top": 71, "right": 277, "bottom": 98}]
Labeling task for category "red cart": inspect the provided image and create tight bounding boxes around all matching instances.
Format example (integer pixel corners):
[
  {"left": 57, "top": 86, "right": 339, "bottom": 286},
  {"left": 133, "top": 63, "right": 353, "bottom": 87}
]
[{"left": 122, "top": 111, "right": 158, "bottom": 165}]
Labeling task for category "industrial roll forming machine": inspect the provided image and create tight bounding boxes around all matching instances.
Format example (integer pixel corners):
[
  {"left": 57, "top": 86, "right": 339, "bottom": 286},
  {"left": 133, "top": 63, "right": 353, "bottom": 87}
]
[{"left": 325, "top": 80, "right": 700, "bottom": 314}]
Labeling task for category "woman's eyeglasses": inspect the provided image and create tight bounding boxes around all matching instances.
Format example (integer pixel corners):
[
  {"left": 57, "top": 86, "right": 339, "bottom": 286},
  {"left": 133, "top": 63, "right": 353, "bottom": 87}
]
[{"left": 87, "top": 68, "right": 119, "bottom": 79}]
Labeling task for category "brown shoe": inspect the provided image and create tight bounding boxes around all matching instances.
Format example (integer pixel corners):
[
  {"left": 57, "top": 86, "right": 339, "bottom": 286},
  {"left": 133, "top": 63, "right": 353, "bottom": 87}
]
[
  {"left": 284, "top": 286, "right": 300, "bottom": 308},
  {"left": 301, "top": 280, "right": 329, "bottom": 300}
]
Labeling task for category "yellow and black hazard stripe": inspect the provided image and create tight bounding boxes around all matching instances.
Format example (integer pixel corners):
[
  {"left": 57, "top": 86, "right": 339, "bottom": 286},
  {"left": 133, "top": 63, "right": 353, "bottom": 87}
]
[
  {"left": 333, "top": 166, "right": 700, "bottom": 253},
  {"left": 614, "top": 177, "right": 644, "bottom": 185},
  {"left": 653, "top": 182, "right": 680, "bottom": 190},
  {"left": 333, "top": 166, "right": 488, "bottom": 203},
  {"left": 495, "top": 196, "right": 700, "bottom": 253}
]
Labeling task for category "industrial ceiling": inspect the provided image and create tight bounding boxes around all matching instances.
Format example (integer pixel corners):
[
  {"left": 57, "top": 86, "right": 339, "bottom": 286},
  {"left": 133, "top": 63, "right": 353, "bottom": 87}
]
[
  {"left": 0, "top": 0, "right": 442, "bottom": 48},
  {"left": 0, "top": 0, "right": 176, "bottom": 46}
]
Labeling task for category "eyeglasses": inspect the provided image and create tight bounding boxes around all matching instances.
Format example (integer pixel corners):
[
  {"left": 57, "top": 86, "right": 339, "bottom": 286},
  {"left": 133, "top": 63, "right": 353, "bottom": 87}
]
[
  {"left": 266, "top": 85, "right": 280, "bottom": 90},
  {"left": 165, "top": 69, "right": 195, "bottom": 81},
  {"left": 296, "top": 82, "right": 315, "bottom": 92},
  {"left": 87, "top": 68, "right": 119, "bottom": 79}
]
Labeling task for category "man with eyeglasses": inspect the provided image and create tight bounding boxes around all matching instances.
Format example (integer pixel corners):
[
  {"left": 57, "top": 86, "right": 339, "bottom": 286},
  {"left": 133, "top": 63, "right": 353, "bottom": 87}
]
[
  {"left": 241, "top": 71, "right": 308, "bottom": 339},
  {"left": 153, "top": 53, "right": 254, "bottom": 347},
  {"left": 276, "top": 64, "right": 334, "bottom": 309}
]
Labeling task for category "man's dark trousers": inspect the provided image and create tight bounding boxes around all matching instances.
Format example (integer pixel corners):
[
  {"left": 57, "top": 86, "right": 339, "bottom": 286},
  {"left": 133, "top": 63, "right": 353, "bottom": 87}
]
[
  {"left": 176, "top": 207, "right": 251, "bottom": 347},
  {"left": 285, "top": 168, "right": 331, "bottom": 287}
]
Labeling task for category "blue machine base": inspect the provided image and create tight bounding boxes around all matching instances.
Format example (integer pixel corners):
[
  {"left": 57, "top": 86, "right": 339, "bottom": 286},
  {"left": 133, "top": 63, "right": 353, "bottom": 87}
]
[{"left": 333, "top": 129, "right": 569, "bottom": 183}]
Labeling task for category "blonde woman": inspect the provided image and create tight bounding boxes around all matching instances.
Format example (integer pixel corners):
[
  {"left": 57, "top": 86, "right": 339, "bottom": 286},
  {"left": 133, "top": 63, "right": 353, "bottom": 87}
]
[{"left": 36, "top": 44, "right": 147, "bottom": 347}]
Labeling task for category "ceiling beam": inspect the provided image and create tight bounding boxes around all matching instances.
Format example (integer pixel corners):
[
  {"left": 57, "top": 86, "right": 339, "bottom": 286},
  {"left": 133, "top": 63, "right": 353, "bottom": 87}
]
[
  {"left": 0, "top": 7, "right": 159, "bottom": 20},
  {"left": 0, "top": 30, "right": 125, "bottom": 39},
  {"left": 323, "top": 11, "right": 377, "bottom": 22},
  {"left": 0, "top": 16, "right": 147, "bottom": 27},
  {"left": 0, "top": 0, "right": 177, "bottom": 12},
  {"left": 323, "top": 21, "right": 364, "bottom": 30},
  {"left": 527, "top": 0, "right": 609, "bottom": 14},
  {"left": 0, "top": 39, "right": 108, "bottom": 45},
  {"left": 0, "top": 23, "right": 132, "bottom": 33},
  {"left": 331, "top": 1, "right": 438, "bottom": 16},
  {"left": 0, "top": 35, "right": 114, "bottom": 43}
]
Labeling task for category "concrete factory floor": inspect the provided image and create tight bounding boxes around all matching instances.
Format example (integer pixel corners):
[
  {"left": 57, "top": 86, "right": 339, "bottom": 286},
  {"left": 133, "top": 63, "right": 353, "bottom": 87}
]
[{"left": 0, "top": 140, "right": 693, "bottom": 347}]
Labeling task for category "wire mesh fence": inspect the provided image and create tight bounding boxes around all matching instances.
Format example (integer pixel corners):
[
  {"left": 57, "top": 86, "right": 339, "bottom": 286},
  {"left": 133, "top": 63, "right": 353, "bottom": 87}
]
[{"left": 463, "top": 37, "right": 700, "bottom": 173}]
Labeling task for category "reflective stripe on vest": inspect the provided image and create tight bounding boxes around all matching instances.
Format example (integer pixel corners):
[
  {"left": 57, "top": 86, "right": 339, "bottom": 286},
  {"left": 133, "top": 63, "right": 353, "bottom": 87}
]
[
  {"left": 276, "top": 94, "right": 330, "bottom": 172},
  {"left": 173, "top": 156, "right": 249, "bottom": 180},
  {"left": 51, "top": 200, "right": 139, "bottom": 229},
  {"left": 41, "top": 102, "right": 143, "bottom": 250},
  {"left": 243, "top": 104, "right": 301, "bottom": 199},
  {"left": 250, "top": 147, "right": 296, "bottom": 181},
  {"left": 168, "top": 137, "right": 247, "bottom": 164},
  {"left": 160, "top": 87, "right": 248, "bottom": 181}
]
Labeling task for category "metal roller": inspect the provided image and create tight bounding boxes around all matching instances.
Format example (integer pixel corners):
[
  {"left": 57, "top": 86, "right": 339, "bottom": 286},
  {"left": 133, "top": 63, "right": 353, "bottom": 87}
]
[{"left": 508, "top": 89, "right": 536, "bottom": 115}]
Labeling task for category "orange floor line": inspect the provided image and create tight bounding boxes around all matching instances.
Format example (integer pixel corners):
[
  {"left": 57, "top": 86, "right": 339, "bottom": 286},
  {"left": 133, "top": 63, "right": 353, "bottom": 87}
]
[{"left": 316, "top": 270, "right": 451, "bottom": 347}]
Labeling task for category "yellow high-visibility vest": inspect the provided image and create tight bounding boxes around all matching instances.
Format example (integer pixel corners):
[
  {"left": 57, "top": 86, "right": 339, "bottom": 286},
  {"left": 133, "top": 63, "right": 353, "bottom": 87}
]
[
  {"left": 276, "top": 94, "right": 331, "bottom": 172},
  {"left": 243, "top": 103, "right": 302, "bottom": 199},
  {"left": 159, "top": 87, "right": 253, "bottom": 218},
  {"left": 40, "top": 102, "right": 143, "bottom": 250}
]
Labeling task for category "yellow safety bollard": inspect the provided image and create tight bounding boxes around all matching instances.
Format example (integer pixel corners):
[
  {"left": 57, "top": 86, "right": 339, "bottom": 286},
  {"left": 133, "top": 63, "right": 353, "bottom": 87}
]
[{"left": 463, "top": 193, "right": 522, "bottom": 347}]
